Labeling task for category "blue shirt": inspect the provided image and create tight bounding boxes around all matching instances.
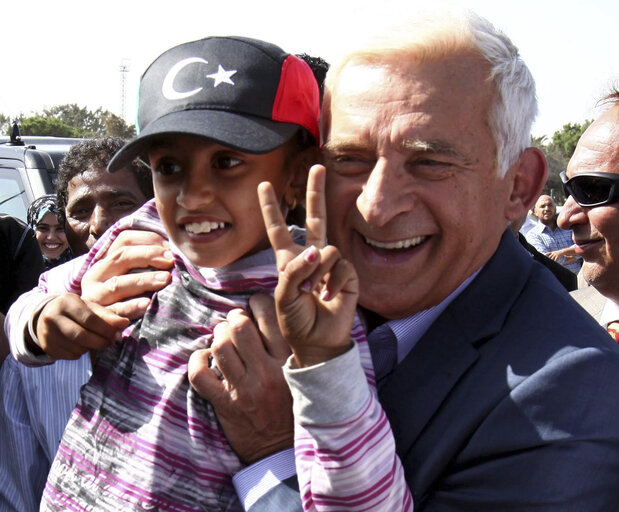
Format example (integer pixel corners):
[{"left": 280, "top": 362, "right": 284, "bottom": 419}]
[
  {"left": 0, "top": 354, "right": 91, "bottom": 511},
  {"left": 525, "top": 222, "right": 582, "bottom": 274}
]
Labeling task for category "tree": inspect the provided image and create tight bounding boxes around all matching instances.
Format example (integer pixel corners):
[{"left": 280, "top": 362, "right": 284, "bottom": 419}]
[
  {"left": 1, "top": 104, "right": 135, "bottom": 138},
  {"left": 533, "top": 120, "right": 592, "bottom": 204},
  {"left": 43, "top": 104, "right": 106, "bottom": 135},
  {"left": 551, "top": 121, "right": 592, "bottom": 158},
  {"left": 19, "top": 116, "right": 80, "bottom": 137},
  {"left": 103, "top": 112, "right": 136, "bottom": 138}
]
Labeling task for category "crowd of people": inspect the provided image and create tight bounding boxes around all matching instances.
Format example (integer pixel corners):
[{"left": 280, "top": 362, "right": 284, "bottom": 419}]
[{"left": 1, "top": 8, "right": 618, "bottom": 512}]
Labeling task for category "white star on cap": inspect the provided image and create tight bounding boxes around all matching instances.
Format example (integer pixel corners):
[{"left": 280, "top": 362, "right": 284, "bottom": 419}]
[{"left": 206, "top": 65, "right": 237, "bottom": 87}]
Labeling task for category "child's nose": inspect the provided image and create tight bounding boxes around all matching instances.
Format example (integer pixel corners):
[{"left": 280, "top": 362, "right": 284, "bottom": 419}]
[{"left": 178, "top": 171, "right": 216, "bottom": 210}]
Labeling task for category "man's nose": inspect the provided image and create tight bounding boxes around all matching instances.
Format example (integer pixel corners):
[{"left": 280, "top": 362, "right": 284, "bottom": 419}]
[
  {"left": 356, "top": 159, "right": 411, "bottom": 227},
  {"left": 557, "top": 195, "right": 586, "bottom": 230},
  {"left": 89, "top": 205, "right": 113, "bottom": 240}
]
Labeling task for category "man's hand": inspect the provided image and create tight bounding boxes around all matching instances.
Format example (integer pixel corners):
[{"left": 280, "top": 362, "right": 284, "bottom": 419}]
[
  {"left": 259, "top": 165, "right": 359, "bottom": 367},
  {"left": 188, "top": 294, "right": 294, "bottom": 464},
  {"left": 81, "top": 231, "right": 174, "bottom": 319},
  {"left": 546, "top": 245, "right": 579, "bottom": 264},
  {"left": 34, "top": 293, "right": 129, "bottom": 360},
  {"left": 30, "top": 230, "right": 173, "bottom": 359}
]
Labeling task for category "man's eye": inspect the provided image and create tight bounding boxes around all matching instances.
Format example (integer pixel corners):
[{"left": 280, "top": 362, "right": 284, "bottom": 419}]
[
  {"left": 153, "top": 160, "right": 182, "bottom": 176},
  {"left": 327, "top": 154, "right": 374, "bottom": 176},
  {"left": 69, "top": 208, "right": 91, "bottom": 220},
  {"left": 213, "top": 156, "right": 242, "bottom": 170},
  {"left": 408, "top": 159, "right": 455, "bottom": 180},
  {"left": 113, "top": 199, "right": 137, "bottom": 208}
]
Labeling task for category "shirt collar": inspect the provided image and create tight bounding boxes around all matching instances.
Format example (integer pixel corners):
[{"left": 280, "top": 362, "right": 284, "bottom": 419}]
[
  {"left": 386, "top": 267, "right": 482, "bottom": 362},
  {"left": 600, "top": 298, "right": 619, "bottom": 328}
]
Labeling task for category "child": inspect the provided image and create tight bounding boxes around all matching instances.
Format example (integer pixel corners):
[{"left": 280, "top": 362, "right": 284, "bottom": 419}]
[{"left": 36, "top": 36, "right": 334, "bottom": 512}]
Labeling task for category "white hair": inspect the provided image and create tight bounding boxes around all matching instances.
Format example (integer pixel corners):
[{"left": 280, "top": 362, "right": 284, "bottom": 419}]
[{"left": 324, "top": 8, "right": 537, "bottom": 177}]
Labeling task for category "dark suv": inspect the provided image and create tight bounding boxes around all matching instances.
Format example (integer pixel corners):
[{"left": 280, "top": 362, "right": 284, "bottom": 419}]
[{"left": 0, "top": 127, "right": 81, "bottom": 222}]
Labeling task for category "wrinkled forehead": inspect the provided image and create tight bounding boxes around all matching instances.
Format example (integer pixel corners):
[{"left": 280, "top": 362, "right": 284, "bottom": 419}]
[
  {"left": 322, "top": 54, "right": 492, "bottom": 135},
  {"left": 568, "top": 106, "right": 619, "bottom": 176}
]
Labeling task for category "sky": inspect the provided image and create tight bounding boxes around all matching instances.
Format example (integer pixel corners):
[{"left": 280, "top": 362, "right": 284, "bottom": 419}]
[{"left": 1, "top": 0, "right": 617, "bottom": 138}]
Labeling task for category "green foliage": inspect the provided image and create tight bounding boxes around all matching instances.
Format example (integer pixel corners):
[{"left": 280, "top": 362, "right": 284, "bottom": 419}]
[
  {"left": 533, "top": 120, "right": 592, "bottom": 204},
  {"left": 103, "top": 112, "right": 136, "bottom": 138},
  {"left": 20, "top": 116, "right": 81, "bottom": 137},
  {"left": 551, "top": 120, "right": 593, "bottom": 158},
  {"left": 0, "top": 104, "right": 135, "bottom": 138}
]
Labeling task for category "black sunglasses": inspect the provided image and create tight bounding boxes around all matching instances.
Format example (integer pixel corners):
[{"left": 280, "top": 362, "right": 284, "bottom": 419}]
[{"left": 560, "top": 171, "right": 619, "bottom": 207}]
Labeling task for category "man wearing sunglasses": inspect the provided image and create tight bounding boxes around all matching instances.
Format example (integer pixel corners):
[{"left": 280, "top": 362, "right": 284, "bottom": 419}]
[{"left": 558, "top": 89, "right": 619, "bottom": 341}]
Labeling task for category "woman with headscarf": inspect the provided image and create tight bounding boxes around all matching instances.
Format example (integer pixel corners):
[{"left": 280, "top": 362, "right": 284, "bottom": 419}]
[{"left": 27, "top": 195, "right": 72, "bottom": 270}]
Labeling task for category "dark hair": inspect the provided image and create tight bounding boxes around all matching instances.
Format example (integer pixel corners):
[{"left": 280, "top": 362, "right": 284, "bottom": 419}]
[
  {"left": 296, "top": 53, "right": 330, "bottom": 102},
  {"left": 56, "top": 137, "right": 154, "bottom": 219}
]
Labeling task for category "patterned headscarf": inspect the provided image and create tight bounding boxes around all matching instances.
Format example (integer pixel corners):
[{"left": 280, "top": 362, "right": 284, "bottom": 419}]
[
  {"left": 27, "top": 195, "right": 62, "bottom": 230},
  {"left": 26, "top": 194, "right": 72, "bottom": 268}
]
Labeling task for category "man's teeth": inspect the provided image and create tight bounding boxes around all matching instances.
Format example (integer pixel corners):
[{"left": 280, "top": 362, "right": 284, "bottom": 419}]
[
  {"left": 185, "top": 221, "right": 226, "bottom": 234},
  {"left": 364, "top": 235, "right": 426, "bottom": 249}
]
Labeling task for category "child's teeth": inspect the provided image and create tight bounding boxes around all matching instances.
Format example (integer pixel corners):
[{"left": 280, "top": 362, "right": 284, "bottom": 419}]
[{"left": 185, "top": 221, "right": 225, "bottom": 234}]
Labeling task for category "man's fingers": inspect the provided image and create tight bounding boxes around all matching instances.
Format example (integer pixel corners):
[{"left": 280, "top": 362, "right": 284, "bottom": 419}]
[
  {"left": 36, "top": 294, "right": 128, "bottom": 358},
  {"left": 248, "top": 294, "right": 291, "bottom": 361},
  {"left": 211, "top": 319, "right": 248, "bottom": 382},
  {"left": 188, "top": 348, "right": 226, "bottom": 402},
  {"left": 305, "top": 165, "right": 327, "bottom": 250},
  {"left": 105, "top": 297, "right": 152, "bottom": 320},
  {"left": 87, "top": 243, "right": 174, "bottom": 284},
  {"left": 84, "top": 301, "right": 131, "bottom": 331},
  {"left": 81, "top": 270, "right": 171, "bottom": 306},
  {"left": 105, "top": 230, "right": 170, "bottom": 255}
]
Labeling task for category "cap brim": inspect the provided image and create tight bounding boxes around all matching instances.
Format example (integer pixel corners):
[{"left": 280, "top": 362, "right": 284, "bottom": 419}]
[{"left": 108, "top": 110, "right": 300, "bottom": 172}]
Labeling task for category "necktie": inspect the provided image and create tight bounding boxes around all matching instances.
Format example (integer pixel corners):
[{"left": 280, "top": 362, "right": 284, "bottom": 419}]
[
  {"left": 368, "top": 323, "right": 398, "bottom": 385},
  {"left": 607, "top": 321, "right": 619, "bottom": 342}
]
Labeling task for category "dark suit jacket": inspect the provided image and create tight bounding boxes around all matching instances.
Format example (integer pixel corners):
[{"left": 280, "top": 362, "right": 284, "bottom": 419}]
[{"left": 251, "top": 232, "right": 619, "bottom": 511}]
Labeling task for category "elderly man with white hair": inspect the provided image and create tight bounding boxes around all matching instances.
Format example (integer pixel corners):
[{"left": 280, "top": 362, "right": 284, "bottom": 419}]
[{"left": 221, "top": 10, "right": 619, "bottom": 511}]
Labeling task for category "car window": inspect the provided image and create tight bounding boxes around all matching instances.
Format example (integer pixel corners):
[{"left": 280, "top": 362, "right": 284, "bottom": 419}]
[{"left": 0, "top": 168, "right": 29, "bottom": 221}]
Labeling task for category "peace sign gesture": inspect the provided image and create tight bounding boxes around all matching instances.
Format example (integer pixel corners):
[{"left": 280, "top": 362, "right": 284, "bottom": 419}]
[{"left": 258, "top": 164, "right": 359, "bottom": 367}]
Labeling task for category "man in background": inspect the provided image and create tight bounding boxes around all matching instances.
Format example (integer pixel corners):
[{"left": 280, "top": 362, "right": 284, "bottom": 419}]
[
  {"left": 0, "top": 137, "right": 153, "bottom": 511},
  {"left": 526, "top": 193, "right": 581, "bottom": 274},
  {"left": 559, "top": 89, "right": 619, "bottom": 339}
]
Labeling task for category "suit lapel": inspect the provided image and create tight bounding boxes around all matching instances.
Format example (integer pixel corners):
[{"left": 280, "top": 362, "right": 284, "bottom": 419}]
[
  {"left": 378, "top": 310, "right": 478, "bottom": 457},
  {"left": 378, "top": 231, "right": 533, "bottom": 462}
]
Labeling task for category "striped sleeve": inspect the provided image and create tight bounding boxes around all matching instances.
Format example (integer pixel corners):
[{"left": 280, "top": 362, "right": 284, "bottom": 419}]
[{"left": 283, "top": 328, "right": 413, "bottom": 511}]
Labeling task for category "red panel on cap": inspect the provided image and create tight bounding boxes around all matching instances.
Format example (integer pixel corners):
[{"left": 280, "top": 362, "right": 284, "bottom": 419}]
[{"left": 272, "top": 56, "right": 320, "bottom": 143}]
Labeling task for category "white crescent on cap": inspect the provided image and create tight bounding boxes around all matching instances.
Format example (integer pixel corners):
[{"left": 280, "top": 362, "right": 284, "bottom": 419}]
[{"left": 161, "top": 57, "right": 209, "bottom": 100}]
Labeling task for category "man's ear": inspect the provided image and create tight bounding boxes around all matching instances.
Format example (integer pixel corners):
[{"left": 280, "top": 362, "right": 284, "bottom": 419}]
[
  {"left": 285, "top": 146, "right": 322, "bottom": 206},
  {"left": 504, "top": 147, "right": 547, "bottom": 222}
]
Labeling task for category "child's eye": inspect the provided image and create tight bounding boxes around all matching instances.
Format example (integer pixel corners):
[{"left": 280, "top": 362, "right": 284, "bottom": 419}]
[
  {"left": 213, "top": 156, "right": 242, "bottom": 170},
  {"left": 153, "top": 160, "right": 183, "bottom": 176}
]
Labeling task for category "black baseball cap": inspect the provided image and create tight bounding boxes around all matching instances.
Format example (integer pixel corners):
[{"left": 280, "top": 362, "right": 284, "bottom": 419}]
[{"left": 108, "top": 36, "right": 320, "bottom": 172}]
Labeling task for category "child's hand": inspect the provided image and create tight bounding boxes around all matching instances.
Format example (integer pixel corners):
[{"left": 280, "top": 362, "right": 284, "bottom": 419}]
[{"left": 258, "top": 165, "right": 359, "bottom": 368}]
